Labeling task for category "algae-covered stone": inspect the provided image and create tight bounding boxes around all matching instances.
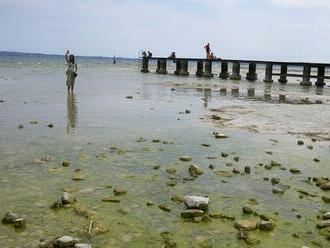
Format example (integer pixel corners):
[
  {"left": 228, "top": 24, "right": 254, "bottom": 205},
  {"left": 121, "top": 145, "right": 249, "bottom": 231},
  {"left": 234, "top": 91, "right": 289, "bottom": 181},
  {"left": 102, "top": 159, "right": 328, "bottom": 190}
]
[
  {"left": 152, "top": 139, "right": 161, "bottom": 143},
  {"left": 102, "top": 197, "right": 120, "bottom": 203},
  {"left": 158, "top": 204, "right": 171, "bottom": 212},
  {"left": 171, "top": 195, "right": 184, "bottom": 203},
  {"left": 234, "top": 220, "right": 258, "bottom": 231},
  {"left": 316, "top": 220, "right": 330, "bottom": 229},
  {"left": 209, "top": 164, "right": 214, "bottom": 170},
  {"left": 73, "top": 206, "right": 92, "bottom": 219},
  {"left": 62, "top": 161, "right": 70, "bottom": 167},
  {"left": 114, "top": 187, "right": 127, "bottom": 196},
  {"left": 290, "top": 168, "right": 302, "bottom": 174},
  {"left": 166, "top": 168, "right": 176, "bottom": 174},
  {"left": 320, "top": 184, "right": 330, "bottom": 191},
  {"left": 297, "top": 140, "right": 304, "bottom": 145},
  {"left": 189, "top": 164, "right": 203, "bottom": 177},
  {"left": 179, "top": 156, "right": 192, "bottom": 162},
  {"left": 72, "top": 170, "right": 85, "bottom": 181},
  {"left": 1, "top": 212, "right": 18, "bottom": 224},
  {"left": 271, "top": 161, "right": 281, "bottom": 167},
  {"left": 307, "top": 145, "right": 313, "bottom": 150},
  {"left": 54, "top": 236, "right": 79, "bottom": 247},
  {"left": 273, "top": 184, "right": 287, "bottom": 194},
  {"left": 184, "top": 196, "right": 209, "bottom": 211},
  {"left": 62, "top": 192, "right": 75, "bottom": 205},
  {"left": 18, "top": 124, "right": 24, "bottom": 129},
  {"left": 242, "top": 206, "right": 254, "bottom": 215},
  {"left": 13, "top": 218, "right": 26, "bottom": 228},
  {"left": 75, "top": 244, "right": 91, "bottom": 248},
  {"left": 258, "top": 220, "right": 274, "bottom": 231},
  {"left": 167, "top": 179, "right": 177, "bottom": 187},
  {"left": 181, "top": 209, "right": 204, "bottom": 219},
  {"left": 209, "top": 212, "right": 235, "bottom": 220},
  {"left": 146, "top": 201, "right": 154, "bottom": 206},
  {"left": 233, "top": 156, "right": 239, "bottom": 162},
  {"left": 214, "top": 133, "right": 228, "bottom": 139},
  {"left": 244, "top": 166, "right": 251, "bottom": 174},
  {"left": 321, "top": 196, "right": 330, "bottom": 203},
  {"left": 214, "top": 170, "right": 232, "bottom": 177},
  {"left": 271, "top": 177, "right": 280, "bottom": 185},
  {"left": 221, "top": 152, "right": 228, "bottom": 158}
]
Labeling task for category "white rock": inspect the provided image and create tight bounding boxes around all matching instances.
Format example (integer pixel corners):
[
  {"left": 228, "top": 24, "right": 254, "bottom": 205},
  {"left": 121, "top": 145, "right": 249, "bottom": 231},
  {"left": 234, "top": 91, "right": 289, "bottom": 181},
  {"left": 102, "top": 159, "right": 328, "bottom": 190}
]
[
  {"left": 323, "top": 212, "right": 330, "bottom": 220},
  {"left": 184, "top": 196, "right": 209, "bottom": 210},
  {"left": 75, "top": 244, "right": 92, "bottom": 248},
  {"left": 55, "top": 236, "right": 79, "bottom": 247}
]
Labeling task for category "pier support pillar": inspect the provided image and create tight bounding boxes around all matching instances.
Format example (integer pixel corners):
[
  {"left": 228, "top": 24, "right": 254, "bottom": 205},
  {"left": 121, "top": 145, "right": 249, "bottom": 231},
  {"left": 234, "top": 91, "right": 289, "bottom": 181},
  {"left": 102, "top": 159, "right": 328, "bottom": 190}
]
[
  {"left": 246, "top": 63, "right": 257, "bottom": 81},
  {"left": 196, "top": 60, "right": 204, "bottom": 77},
  {"left": 220, "top": 88, "right": 228, "bottom": 95},
  {"left": 264, "top": 63, "right": 273, "bottom": 83},
  {"left": 140, "top": 57, "right": 149, "bottom": 73},
  {"left": 247, "top": 88, "right": 255, "bottom": 97},
  {"left": 203, "top": 61, "right": 214, "bottom": 78},
  {"left": 279, "top": 94, "right": 286, "bottom": 102},
  {"left": 300, "top": 64, "right": 312, "bottom": 86},
  {"left": 315, "top": 66, "right": 326, "bottom": 87},
  {"left": 219, "top": 62, "right": 229, "bottom": 79},
  {"left": 231, "top": 88, "right": 239, "bottom": 96},
  {"left": 176, "top": 59, "right": 189, "bottom": 76},
  {"left": 278, "top": 64, "right": 288, "bottom": 84},
  {"left": 230, "top": 62, "right": 241, "bottom": 80},
  {"left": 156, "top": 59, "right": 167, "bottom": 74}
]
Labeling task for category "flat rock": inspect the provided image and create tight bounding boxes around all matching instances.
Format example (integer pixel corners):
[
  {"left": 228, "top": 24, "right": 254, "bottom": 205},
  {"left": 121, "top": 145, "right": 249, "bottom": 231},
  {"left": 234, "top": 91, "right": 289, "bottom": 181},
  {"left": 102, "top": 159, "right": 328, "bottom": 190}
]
[
  {"left": 214, "top": 133, "right": 228, "bottom": 139},
  {"left": 214, "top": 171, "right": 232, "bottom": 177},
  {"left": 273, "top": 184, "right": 288, "bottom": 194},
  {"left": 316, "top": 220, "right": 330, "bottom": 229},
  {"left": 320, "top": 184, "right": 330, "bottom": 191},
  {"left": 184, "top": 196, "right": 209, "bottom": 210},
  {"left": 75, "top": 244, "right": 91, "bottom": 248},
  {"left": 289, "top": 168, "right": 302, "bottom": 174},
  {"left": 114, "top": 187, "right": 127, "bottom": 196},
  {"left": 1, "top": 212, "right": 18, "bottom": 224},
  {"left": 102, "top": 197, "right": 120, "bottom": 203},
  {"left": 234, "top": 220, "right": 258, "bottom": 231},
  {"left": 13, "top": 218, "right": 26, "bottom": 228},
  {"left": 54, "top": 236, "right": 79, "bottom": 248},
  {"left": 181, "top": 209, "right": 204, "bottom": 219},
  {"left": 179, "top": 156, "right": 192, "bottom": 162},
  {"left": 322, "top": 196, "right": 330, "bottom": 203},
  {"left": 62, "top": 192, "right": 75, "bottom": 205}
]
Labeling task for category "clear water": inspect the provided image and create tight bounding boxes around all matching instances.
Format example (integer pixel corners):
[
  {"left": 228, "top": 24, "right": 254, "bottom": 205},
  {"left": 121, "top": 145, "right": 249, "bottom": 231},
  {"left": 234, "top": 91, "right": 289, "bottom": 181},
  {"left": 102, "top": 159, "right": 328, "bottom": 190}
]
[{"left": 0, "top": 52, "right": 329, "bottom": 247}]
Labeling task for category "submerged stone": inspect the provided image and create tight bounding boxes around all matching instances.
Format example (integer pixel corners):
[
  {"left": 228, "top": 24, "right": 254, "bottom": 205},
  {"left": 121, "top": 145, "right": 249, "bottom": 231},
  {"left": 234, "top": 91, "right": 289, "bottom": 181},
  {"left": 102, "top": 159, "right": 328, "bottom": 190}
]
[
  {"left": 54, "top": 236, "right": 79, "bottom": 247},
  {"left": 242, "top": 206, "right": 254, "bottom": 215},
  {"left": 209, "top": 212, "right": 235, "bottom": 220},
  {"left": 1, "top": 212, "right": 18, "bottom": 224},
  {"left": 234, "top": 220, "right": 258, "bottom": 231},
  {"left": 297, "top": 140, "right": 304, "bottom": 145},
  {"left": 221, "top": 152, "right": 228, "bottom": 158},
  {"left": 214, "top": 133, "right": 228, "bottom": 139},
  {"left": 258, "top": 220, "right": 274, "bottom": 231},
  {"left": 323, "top": 212, "right": 330, "bottom": 220},
  {"left": 72, "top": 171, "right": 85, "bottom": 181},
  {"left": 321, "top": 196, "right": 330, "bottom": 203},
  {"left": 184, "top": 196, "right": 209, "bottom": 211},
  {"left": 271, "top": 177, "right": 280, "bottom": 185},
  {"left": 13, "top": 218, "right": 26, "bottom": 228},
  {"left": 244, "top": 166, "right": 251, "bottom": 174},
  {"left": 320, "top": 184, "right": 330, "bottom": 191},
  {"left": 316, "top": 220, "right": 330, "bottom": 229},
  {"left": 18, "top": 124, "right": 24, "bottom": 129},
  {"left": 181, "top": 209, "right": 204, "bottom": 219},
  {"left": 62, "top": 192, "right": 75, "bottom": 205},
  {"left": 158, "top": 204, "right": 171, "bottom": 212},
  {"left": 75, "top": 244, "right": 91, "bottom": 248},
  {"left": 290, "top": 168, "right": 302, "bottom": 174},
  {"left": 189, "top": 164, "right": 203, "bottom": 177},
  {"left": 171, "top": 195, "right": 184, "bottom": 203},
  {"left": 114, "top": 187, "right": 127, "bottom": 196},
  {"left": 62, "top": 161, "right": 70, "bottom": 167},
  {"left": 166, "top": 168, "right": 176, "bottom": 174},
  {"left": 102, "top": 197, "right": 120, "bottom": 203},
  {"left": 273, "top": 184, "right": 288, "bottom": 194},
  {"left": 214, "top": 170, "right": 232, "bottom": 177},
  {"left": 47, "top": 124, "right": 54, "bottom": 128}
]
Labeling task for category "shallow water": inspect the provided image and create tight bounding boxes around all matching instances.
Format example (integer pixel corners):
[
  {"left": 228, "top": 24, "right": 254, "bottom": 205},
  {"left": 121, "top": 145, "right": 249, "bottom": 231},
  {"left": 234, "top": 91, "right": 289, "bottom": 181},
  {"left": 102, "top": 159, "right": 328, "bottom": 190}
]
[{"left": 0, "top": 53, "right": 330, "bottom": 247}]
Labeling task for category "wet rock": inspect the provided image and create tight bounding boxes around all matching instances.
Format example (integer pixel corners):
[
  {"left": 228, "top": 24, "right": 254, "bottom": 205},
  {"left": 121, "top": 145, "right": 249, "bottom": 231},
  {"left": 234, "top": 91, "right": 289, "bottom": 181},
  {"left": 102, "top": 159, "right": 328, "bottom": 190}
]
[
  {"left": 297, "top": 140, "right": 304, "bottom": 145},
  {"left": 266, "top": 151, "right": 273, "bottom": 155},
  {"left": 171, "top": 195, "right": 184, "bottom": 203},
  {"left": 258, "top": 220, "right": 274, "bottom": 231},
  {"left": 214, "top": 170, "right": 232, "bottom": 177},
  {"left": 271, "top": 177, "right": 280, "bottom": 185},
  {"left": 136, "top": 137, "right": 146, "bottom": 143},
  {"left": 184, "top": 196, "right": 209, "bottom": 211},
  {"left": 208, "top": 164, "right": 214, "bottom": 170},
  {"left": 179, "top": 156, "right": 192, "bottom": 162},
  {"left": 50, "top": 199, "right": 63, "bottom": 210},
  {"left": 62, "top": 161, "right": 70, "bottom": 167},
  {"left": 146, "top": 201, "right": 154, "bottom": 206},
  {"left": 233, "top": 156, "right": 239, "bottom": 162},
  {"left": 236, "top": 228, "right": 249, "bottom": 240},
  {"left": 152, "top": 139, "right": 161, "bottom": 143},
  {"left": 181, "top": 209, "right": 204, "bottom": 219},
  {"left": 273, "top": 184, "right": 288, "bottom": 194},
  {"left": 226, "top": 162, "right": 233, "bottom": 167},
  {"left": 289, "top": 168, "right": 302, "bottom": 174},
  {"left": 47, "top": 124, "right": 54, "bottom": 128},
  {"left": 18, "top": 124, "right": 24, "bottom": 129},
  {"left": 54, "top": 236, "right": 79, "bottom": 247},
  {"left": 214, "top": 133, "right": 228, "bottom": 139},
  {"left": 232, "top": 168, "right": 240, "bottom": 174},
  {"left": 75, "top": 244, "right": 91, "bottom": 248},
  {"left": 72, "top": 170, "right": 85, "bottom": 181},
  {"left": 185, "top": 109, "right": 191, "bottom": 114},
  {"left": 114, "top": 187, "right": 127, "bottom": 196},
  {"left": 264, "top": 164, "right": 272, "bottom": 170},
  {"left": 242, "top": 206, "right": 254, "bottom": 215},
  {"left": 313, "top": 177, "right": 329, "bottom": 186},
  {"left": 158, "top": 204, "right": 171, "bottom": 212},
  {"left": 307, "top": 145, "right": 313, "bottom": 150},
  {"left": 316, "top": 220, "right": 330, "bottom": 229},
  {"left": 13, "top": 218, "right": 26, "bottom": 228},
  {"left": 62, "top": 192, "right": 75, "bottom": 205},
  {"left": 1, "top": 212, "right": 18, "bottom": 224},
  {"left": 323, "top": 212, "right": 330, "bottom": 220},
  {"left": 201, "top": 144, "right": 211, "bottom": 147},
  {"left": 244, "top": 166, "right": 251, "bottom": 174},
  {"left": 259, "top": 214, "right": 271, "bottom": 221},
  {"left": 271, "top": 161, "right": 282, "bottom": 167},
  {"left": 314, "top": 158, "right": 320, "bottom": 163},
  {"left": 221, "top": 152, "right": 228, "bottom": 158},
  {"left": 320, "top": 184, "right": 330, "bottom": 191},
  {"left": 234, "top": 220, "right": 258, "bottom": 231},
  {"left": 166, "top": 178, "right": 177, "bottom": 187},
  {"left": 189, "top": 164, "right": 204, "bottom": 177},
  {"left": 209, "top": 212, "right": 235, "bottom": 220},
  {"left": 321, "top": 196, "right": 330, "bottom": 203},
  {"left": 73, "top": 206, "right": 92, "bottom": 219},
  {"left": 126, "top": 96, "right": 133, "bottom": 99},
  {"left": 206, "top": 156, "right": 217, "bottom": 159},
  {"left": 245, "top": 237, "right": 261, "bottom": 245},
  {"left": 160, "top": 232, "right": 177, "bottom": 248},
  {"left": 102, "top": 197, "right": 120, "bottom": 203},
  {"left": 153, "top": 165, "right": 160, "bottom": 170},
  {"left": 166, "top": 168, "right": 176, "bottom": 174}
]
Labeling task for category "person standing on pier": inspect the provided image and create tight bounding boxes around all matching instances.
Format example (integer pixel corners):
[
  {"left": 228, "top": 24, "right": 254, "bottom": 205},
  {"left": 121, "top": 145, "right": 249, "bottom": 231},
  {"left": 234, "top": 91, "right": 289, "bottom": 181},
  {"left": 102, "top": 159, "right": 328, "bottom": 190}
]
[
  {"left": 65, "top": 50, "right": 78, "bottom": 94},
  {"left": 204, "top": 43, "right": 211, "bottom": 58}
]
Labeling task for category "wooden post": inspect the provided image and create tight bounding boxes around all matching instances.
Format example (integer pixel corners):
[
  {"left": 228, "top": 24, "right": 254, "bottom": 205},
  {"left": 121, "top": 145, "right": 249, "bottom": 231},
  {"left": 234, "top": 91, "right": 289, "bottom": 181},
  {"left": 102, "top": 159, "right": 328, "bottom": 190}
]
[
  {"left": 264, "top": 63, "right": 273, "bottom": 83},
  {"left": 246, "top": 63, "right": 257, "bottom": 81},
  {"left": 230, "top": 62, "right": 241, "bottom": 80},
  {"left": 278, "top": 64, "right": 287, "bottom": 84}
]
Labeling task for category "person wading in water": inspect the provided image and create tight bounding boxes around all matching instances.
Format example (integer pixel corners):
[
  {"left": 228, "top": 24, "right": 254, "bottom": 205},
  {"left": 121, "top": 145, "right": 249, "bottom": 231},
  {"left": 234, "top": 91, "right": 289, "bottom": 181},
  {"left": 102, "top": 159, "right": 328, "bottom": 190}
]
[{"left": 65, "top": 50, "right": 78, "bottom": 94}]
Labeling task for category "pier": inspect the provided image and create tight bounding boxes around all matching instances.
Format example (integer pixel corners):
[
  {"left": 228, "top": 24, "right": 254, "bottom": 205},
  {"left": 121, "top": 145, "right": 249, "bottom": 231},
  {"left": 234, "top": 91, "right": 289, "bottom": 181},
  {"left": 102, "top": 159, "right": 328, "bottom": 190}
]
[{"left": 141, "top": 57, "right": 329, "bottom": 87}]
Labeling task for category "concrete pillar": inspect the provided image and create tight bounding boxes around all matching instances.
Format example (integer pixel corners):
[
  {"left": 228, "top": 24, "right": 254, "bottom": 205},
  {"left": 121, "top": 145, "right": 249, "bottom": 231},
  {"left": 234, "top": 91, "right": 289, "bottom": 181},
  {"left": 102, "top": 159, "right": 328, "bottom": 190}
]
[
  {"left": 315, "top": 66, "right": 325, "bottom": 87},
  {"left": 247, "top": 88, "right": 255, "bottom": 97},
  {"left": 264, "top": 94, "right": 271, "bottom": 101},
  {"left": 278, "top": 64, "right": 288, "bottom": 83},
  {"left": 264, "top": 63, "right": 273, "bottom": 83},
  {"left": 219, "top": 62, "right": 229, "bottom": 79},
  {"left": 178, "top": 59, "right": 189, "bottom": 76},
  {"left": 230, "top": 62, "right": 241, "bottom": 80},
  {"left": 279, "top": 94, "right": 286, "bottom": 102},
  {"left": 156, "top": 59, "right": 167, "bottom": 74},
  {"left": 174, "top": 59, "right": 181, "bottom": 75},
  {"left": 196, "top": 60, "right": 204, "bottom": 77},
  {"left": 140, "top": 57, "right": 149, "bottom": 73},
  {"left": 203, "top": 61, "right": 214, "bottom": 78},
  {"left": 300, "top": 64, "right": 312, "bottom": 86},
  {"left": 220, "top": 88, "right": 227, "bottom": 95},
  {"left": 231, "top": 88, "right": 239, "bottom": 96},
  {"left": 246, "top": 63, "right": 257, "bottom": 81}
]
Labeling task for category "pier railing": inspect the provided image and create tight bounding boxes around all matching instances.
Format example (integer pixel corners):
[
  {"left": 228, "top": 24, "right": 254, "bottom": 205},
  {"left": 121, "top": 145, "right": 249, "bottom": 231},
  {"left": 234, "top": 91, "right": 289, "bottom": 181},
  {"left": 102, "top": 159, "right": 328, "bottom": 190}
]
[{"left": 140, "top": 57, "right": 330, "bottom": 86}]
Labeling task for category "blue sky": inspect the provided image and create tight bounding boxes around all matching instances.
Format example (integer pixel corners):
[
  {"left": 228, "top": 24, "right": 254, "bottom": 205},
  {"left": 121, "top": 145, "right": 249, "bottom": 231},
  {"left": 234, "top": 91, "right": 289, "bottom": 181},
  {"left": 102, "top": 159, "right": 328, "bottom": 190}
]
[{"left": 1, "top": 0, "right": 330, "bottom": 62}]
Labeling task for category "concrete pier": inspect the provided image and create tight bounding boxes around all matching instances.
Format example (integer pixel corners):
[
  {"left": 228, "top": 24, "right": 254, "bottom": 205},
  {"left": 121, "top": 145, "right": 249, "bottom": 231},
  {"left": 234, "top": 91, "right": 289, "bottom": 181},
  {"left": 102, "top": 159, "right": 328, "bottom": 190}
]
[
  {"left": 220, "top": 88, "right": 227, "bottom": 95},
  {"left": 247, "top": 88, "right": 255, "bottom": 97},
  {"left": 196, "top": 60, "right": 204, "bottom": 77},
  {"left": 278, "top": 64, "right": 288, "bottom": 84},
  {"left": 219, "top": 62, "right": 229, "bottom": 79},
  {"left": 246, "top": 63, "right": 257, "bottom": 81},
  {"left": 231, "top": 88, "right": 239, "bottom": 96},
  {"left": 140, "top": 57, "right": 149, "bottom": 73},
  {"left": 175, "top": 59, "right": 189, "bottom": 76},
  {"left": 264, "top": 63, "right": 273, "bottom": 83},
  {"left": 156, "top": 59, "right": 167, "bottom": 74},
  {"left": 279, "top": 94, "right": 286, "bottom": 102},
  {"left": 315, "top": 66, "right": 325, "bottom": 87},
  {"left": 203, "top": 61, "right": 214, "bottom": 78},
  {"left": 230, "top": 62, "right": 241, "bottom": 80},
  {"left": 300, "top": 64, "right": 312, "bottom": 86}
]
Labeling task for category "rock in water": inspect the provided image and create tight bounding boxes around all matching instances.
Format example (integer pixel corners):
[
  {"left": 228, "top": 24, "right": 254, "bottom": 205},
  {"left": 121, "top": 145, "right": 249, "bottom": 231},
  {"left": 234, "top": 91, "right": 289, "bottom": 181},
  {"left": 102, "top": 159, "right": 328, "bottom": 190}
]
[
  {"left": 179, "top": 156, "right": 192, "bottom": 162},
  {"left": 114, "top": 187, "right": 127, "bottom": 196},
  {"left": 75, "top": 244, "right": 92, "bottom": 248},
  {"left": 320, "top": 184, "right": 330, "bottom": 191},
  {"left": 62, "top": 161, "right": 70, "bottom": 167},
  {"left": 13, "top": 218, "right": 26, "bottom": 228},
  {"left": 258, "top": 220, "right": 274, "bottom": 231},
  {"left": 181, "top": 209, "right": 204, "bottom": 219},
  {"left": 322, "top": 196, "right": 330, "bottom": 203},
  {"left": 62, "top": 192, "right": 75, "bottom": 205},
  {"left": 1, "top": 212, "right": 18, "bottom": 224},
  {"left": 316, "top": 220, "right": 330, "bottom": 229},
  {"left": 184, "top": 196, "right": 209, "bottom": 211},
  {"left": 323, "top": 212, "right": 330, "bottom": 220},
  {"left": 189, "top": 164, "right": 204, "bottom": 177},
  {"left": 54, "top": 236, "right": 79, "bottom": 247},
  {"left": 234, "top": 220, "right": 258, "bottom": 231}
]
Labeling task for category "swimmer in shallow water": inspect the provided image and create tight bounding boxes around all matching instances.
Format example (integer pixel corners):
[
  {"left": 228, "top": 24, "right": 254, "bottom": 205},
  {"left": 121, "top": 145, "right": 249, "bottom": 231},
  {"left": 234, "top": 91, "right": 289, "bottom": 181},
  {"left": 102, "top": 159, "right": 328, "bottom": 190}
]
[{"left": 65, "top": 50, "right": 78, "bottom": 94}]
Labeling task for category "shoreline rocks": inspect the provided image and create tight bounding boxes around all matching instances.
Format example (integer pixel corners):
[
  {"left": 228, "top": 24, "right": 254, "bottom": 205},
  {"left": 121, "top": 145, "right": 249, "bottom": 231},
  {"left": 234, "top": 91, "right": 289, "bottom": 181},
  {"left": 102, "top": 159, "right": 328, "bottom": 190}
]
[{"left": 184, "top": 196, "right": 209, "bottom": 211}]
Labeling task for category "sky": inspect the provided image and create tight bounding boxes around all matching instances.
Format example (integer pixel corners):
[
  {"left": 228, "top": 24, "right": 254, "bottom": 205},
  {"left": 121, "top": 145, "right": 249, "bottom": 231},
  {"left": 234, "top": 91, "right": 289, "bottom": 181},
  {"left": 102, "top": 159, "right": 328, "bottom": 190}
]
[{"left": 1, "top": 0, "right": 330, "bottom": 62}]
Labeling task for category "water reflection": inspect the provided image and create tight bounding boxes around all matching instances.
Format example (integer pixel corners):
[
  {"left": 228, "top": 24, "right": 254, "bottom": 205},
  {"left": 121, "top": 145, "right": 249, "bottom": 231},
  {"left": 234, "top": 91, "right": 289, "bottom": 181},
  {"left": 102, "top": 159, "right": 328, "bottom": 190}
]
[
  {"left": 66, "top": 94, "right": 78, "bottom": 133},
  {"left": 203, "top": 88, "right": 212, "bottom": 108}
]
